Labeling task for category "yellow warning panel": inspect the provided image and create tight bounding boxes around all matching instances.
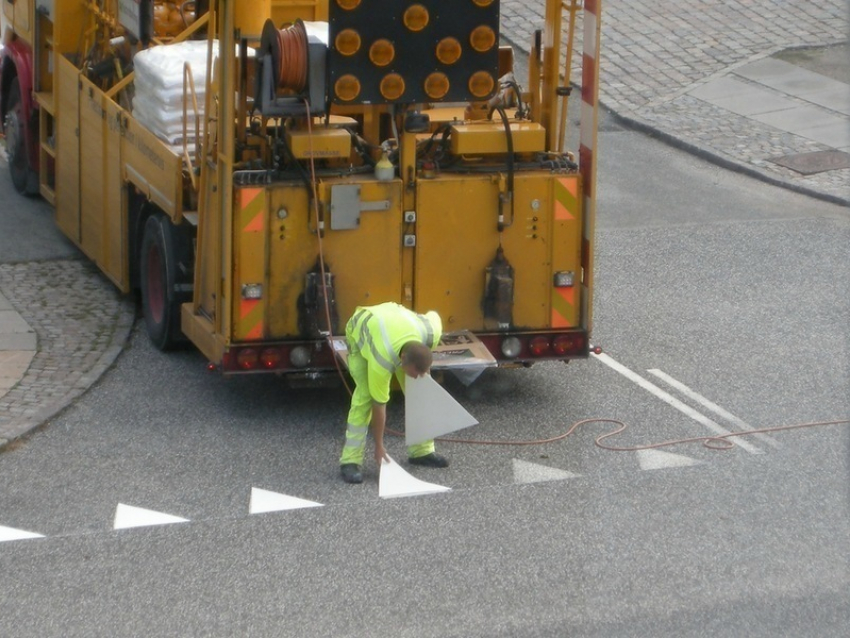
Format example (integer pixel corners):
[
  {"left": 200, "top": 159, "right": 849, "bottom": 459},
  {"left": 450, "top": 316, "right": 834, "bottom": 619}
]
[
  {"left": 549, "top": 176, "right": 582, "bottom": 328},
  {"left": 233, "top": 187, "right": 268, "bottom": 341}
]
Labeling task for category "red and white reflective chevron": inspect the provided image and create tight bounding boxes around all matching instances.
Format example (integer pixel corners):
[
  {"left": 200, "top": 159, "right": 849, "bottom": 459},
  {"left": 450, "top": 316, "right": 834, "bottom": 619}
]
[{"left": 579, "top": 0, "right": 601, "bottom": 331}]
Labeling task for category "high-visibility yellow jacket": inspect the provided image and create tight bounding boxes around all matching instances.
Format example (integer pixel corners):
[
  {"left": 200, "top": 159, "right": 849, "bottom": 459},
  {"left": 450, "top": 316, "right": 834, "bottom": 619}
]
[{"left": 346, "top": 302, "right": 442, "bottom": 404}]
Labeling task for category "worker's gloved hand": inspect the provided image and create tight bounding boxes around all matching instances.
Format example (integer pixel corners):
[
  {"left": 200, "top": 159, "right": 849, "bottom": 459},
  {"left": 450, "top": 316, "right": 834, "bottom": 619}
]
[{"left": 374, "top": 442, "right": 390, "bottom": 464}]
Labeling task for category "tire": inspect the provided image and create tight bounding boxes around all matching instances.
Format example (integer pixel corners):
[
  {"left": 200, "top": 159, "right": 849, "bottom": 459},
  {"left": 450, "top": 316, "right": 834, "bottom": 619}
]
[
  {"left": 140, "top": 214, "right": 188, "bottom": 350},
  {"left": 3, "top": 77, "right": 37, "bottom": 195}
]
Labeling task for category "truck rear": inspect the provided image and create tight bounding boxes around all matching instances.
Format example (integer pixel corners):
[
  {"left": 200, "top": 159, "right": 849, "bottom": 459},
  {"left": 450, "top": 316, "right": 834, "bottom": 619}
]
[{"left": 1, "top": 0, "right": 600, "bottom": 377}]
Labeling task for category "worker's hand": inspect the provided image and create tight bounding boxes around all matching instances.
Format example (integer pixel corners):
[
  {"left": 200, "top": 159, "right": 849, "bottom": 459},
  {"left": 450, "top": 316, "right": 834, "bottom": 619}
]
[{"left": 374, "top": 442, "right": 390, "bottom": 464}]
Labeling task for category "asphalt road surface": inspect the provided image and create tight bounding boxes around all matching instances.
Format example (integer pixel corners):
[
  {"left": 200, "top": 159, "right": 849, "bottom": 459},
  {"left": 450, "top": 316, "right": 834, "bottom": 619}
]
[{"left": 1, "top": 116, "right": 848, "bottom": 635}]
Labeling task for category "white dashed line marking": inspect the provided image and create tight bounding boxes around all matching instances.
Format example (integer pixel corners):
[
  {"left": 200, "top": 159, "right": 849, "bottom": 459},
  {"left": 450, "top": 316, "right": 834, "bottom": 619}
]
[
  {"left": 592, "top": 352, "right": 764, "bottom": 454},
  {"left": 647, "top": 369, "right": 781, "bottom": 448}
]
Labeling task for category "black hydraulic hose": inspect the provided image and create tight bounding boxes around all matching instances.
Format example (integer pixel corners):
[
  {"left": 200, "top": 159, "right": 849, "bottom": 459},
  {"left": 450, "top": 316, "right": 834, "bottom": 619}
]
[
  {"left": 418, "top": 122, "right": 453, "bottom": 159},
  {"left": 494, "top": 106, "right": 515, "bottom": 231},
  {"left": 350, "top": 131, "right": 378, "bottom": 166}
]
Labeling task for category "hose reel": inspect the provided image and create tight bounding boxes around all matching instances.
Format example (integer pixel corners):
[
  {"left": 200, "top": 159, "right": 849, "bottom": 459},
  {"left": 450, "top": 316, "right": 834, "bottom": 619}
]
[
  {"left": 261, "top": 19, "right": 309, "bottom": 93},
  {"left": 255, "top": 19, "right": 327, "bottom": 117}
]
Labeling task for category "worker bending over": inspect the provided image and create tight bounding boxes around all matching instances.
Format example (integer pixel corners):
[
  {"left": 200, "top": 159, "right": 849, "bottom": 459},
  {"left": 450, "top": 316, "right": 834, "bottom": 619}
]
[{"left": 340, "top": 302, "right": 449, "bottom": 484}]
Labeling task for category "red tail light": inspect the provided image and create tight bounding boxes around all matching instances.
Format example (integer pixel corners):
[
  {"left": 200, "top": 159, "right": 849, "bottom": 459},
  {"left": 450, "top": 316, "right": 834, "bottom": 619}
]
[
  {"left": 552, "top": 336, "right": 573, "bottom": 355},
  {"left": 260, "top": 348, "right": 283, "bottom": 369},
  {"left": 529, "top": 336, "right": 551, "bottom": 356},
  {"left": 237, "top": 348, "right": 259, "bottom": 370}
]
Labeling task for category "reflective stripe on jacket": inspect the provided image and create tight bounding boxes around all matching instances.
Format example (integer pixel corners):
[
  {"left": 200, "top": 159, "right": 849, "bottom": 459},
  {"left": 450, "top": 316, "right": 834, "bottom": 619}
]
[{"left": 346, "top": 302, "right": 442, "bottom": 404}]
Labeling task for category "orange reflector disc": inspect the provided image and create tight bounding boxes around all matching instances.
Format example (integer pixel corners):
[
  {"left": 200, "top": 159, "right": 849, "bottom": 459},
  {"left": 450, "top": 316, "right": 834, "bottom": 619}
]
[
  {"left": 403, "top": 4, "right": 430, "bottom": 32},
  {"left": 436, "top": 37, "right": 462, "bottom": 65},
  {"left": 468, "top": 71, "right": 495, "bottom": 98},
  {"left": 369, "top": 39, "right": 396, "bottom": 67},
  {"left": 380, "top": 73, "right": 406, "bottom": 100},
  {"left": 335, "top": 74, "right": 362, "bottom": 101},
  {"left": 424, "top": 72, "right": 450, "bottom": 99},
  {"left": 336, "top": 0, "right": 361, "bottom": 10},
  {"left": 470, "top": 25, "right": 496, "bottom": 52},
  {"left": 335, "top": 29, "right": 361, "bottom": 56}
]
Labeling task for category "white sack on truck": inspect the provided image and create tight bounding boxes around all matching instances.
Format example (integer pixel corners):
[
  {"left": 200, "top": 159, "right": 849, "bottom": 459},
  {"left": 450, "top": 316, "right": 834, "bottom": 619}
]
[{"left": 132, "top": 40, "right": 216, "bottom": 151}]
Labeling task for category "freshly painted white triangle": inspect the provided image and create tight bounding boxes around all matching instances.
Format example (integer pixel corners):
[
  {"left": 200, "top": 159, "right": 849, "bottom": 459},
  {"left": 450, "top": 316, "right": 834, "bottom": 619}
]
[
  {"left": 512, "top": 459, "right": 580, "bottom": 484},
  {"left": 249, "top": 487, "right": 323, "bottom": 514},
  {"left": 0, "top": 524, "right": 45, "bottom": 542},
  {"left": 113, "top": 503, "right": 190, "bottom": 530},
  {"left": 379, "top": 456, "right": 451, "bottom": 499},
  {"left": 405, "top": 374, "right": 478, "bottom": 446},
  {"left": 637, "top": 449, "right": 703, "bottom": 471}
]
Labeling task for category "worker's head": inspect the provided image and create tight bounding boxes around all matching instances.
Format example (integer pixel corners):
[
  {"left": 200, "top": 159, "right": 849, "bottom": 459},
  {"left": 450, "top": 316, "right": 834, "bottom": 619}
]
[{"left": 400, "top": 341, "right": 432, "bottom": 378}]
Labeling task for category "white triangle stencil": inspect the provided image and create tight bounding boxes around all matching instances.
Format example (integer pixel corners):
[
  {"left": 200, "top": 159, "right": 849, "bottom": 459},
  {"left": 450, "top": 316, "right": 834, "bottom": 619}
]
[
  {"left": 0, "top": 524, "right": 45, "bottom": 542},
  {"left": 512, "top": 459, "right": 580, "bottom": 484},
  {"left": 405, "top": 374, "right": 478, "bottom": 446},
  {"left": 113, "top": 503, "right": 190, "bottom": 530},
  {"left": 379, "top": 456, "right": 451, "bottom": 499},
  {"left": 249, "top": 488, "right": 324, "bottom": 514},
  {"left": 637, "top": 449, "right": 703, "bottom": 471}
]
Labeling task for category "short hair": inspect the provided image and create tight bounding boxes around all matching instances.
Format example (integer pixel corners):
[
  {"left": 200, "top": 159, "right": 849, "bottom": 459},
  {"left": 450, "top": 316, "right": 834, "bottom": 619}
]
[{"left": 401, "top": 342, "right": 432, "bottom": 374}]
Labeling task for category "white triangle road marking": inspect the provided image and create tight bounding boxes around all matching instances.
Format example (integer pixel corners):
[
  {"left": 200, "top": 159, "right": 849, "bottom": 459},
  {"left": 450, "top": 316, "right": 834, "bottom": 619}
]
[
  {"left": 379, "top": 456, "right": 451, "bottom": 499},
  {"left": 0, "top": 524, "right": 45, "bottom": 542},
  {"left": 249, "top": 488, "right": 324, "bottom": 514},
  {"left": 113, "top": 503, "right": 190, "bottom": 530},
  {"left": 637, "top": 449, "right": 703, "bottom": 471},
  {"left": 513, "top": 459, "right": 580, "bottom": 484},
  {"left": 405, "top": 374, "right": 478, "bottom": 446}
]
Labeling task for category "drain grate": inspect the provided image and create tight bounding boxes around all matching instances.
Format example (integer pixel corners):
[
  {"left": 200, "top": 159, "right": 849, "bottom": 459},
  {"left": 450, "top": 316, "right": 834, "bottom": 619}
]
[{"left": 770, "top": 150, "right": 850, "bottom": 175}]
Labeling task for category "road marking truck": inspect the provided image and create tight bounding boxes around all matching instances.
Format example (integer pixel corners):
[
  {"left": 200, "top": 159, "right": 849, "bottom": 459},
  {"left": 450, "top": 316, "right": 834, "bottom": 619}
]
[{"left": 1, "top": 0, "right": 601, "bottom": 377}]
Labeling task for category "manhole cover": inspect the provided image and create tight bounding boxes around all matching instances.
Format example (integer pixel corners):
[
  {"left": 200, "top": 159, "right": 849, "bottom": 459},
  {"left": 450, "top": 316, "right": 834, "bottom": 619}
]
[{"left": 770, "top": 150, "right": 850, "bottom": 175}]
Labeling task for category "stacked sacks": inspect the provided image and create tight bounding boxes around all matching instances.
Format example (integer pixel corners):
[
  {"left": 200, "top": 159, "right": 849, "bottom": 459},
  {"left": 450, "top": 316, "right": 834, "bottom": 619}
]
[{"left": 132, "top": 40, "right": 216, "bottom": 153}]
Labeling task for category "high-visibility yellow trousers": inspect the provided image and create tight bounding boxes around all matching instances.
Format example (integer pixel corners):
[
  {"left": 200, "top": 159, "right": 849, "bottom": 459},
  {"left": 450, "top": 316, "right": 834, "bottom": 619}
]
[{"left": 339, "top": 348, "right": 435, "bottom": 465}]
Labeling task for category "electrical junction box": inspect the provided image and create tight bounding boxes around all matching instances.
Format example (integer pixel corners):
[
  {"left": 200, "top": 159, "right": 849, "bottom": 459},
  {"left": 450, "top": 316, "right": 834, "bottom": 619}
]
[
  {"left": 286, "top": 127, "right": 352, "bottom": 160},
  {"left": 450, "top": 122, "right": 546, "bottom": 155}
]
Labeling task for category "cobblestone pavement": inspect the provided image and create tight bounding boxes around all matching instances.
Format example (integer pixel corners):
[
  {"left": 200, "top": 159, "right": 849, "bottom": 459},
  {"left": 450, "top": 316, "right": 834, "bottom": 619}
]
[
  {"left": 1, "top": 0, "right": 846, "bottom": 449},
  {"left": 501, "top": 0, "right": 849, "bottom": 205},
  {"left": 0, "top": 260, "right": 134, "bottom": 445}
]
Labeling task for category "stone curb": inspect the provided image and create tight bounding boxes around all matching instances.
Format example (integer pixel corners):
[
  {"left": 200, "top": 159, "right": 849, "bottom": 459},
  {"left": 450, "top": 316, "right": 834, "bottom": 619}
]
[
  {"left": 608, "top": 108, "right": 850, "bottom": 209},
  {"left": 0, "top": 261, "right": 136, "bottom": 451},
  {"left": 499, "top": 27, "right": 850, "bottom": 210},
  {"left": 0, "top": 310, "right": 134, "bottom": 450}
]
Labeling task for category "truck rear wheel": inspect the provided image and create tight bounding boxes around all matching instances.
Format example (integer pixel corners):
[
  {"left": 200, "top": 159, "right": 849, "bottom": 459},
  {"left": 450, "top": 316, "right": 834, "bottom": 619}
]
[
  {"left": 140, "top": 214, "right": 184, "bottom": 350},
  {"left": 4, "top": 77, "right": 37, "bottom": 195}
]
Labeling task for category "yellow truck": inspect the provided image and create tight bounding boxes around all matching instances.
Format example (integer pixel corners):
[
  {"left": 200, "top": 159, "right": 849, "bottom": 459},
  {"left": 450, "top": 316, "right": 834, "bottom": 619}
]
[{"left": 1, "top": 0, "right": 600, "bottom": 376}]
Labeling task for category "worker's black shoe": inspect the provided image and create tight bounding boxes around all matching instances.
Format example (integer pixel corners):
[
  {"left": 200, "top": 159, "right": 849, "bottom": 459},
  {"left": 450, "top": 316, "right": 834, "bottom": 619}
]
[
  {"left": 340, "top": 464, "right": 363, "bottom": 484},
  {"left": 408, "top": 453, "right": 449, "bottom": 468}
]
